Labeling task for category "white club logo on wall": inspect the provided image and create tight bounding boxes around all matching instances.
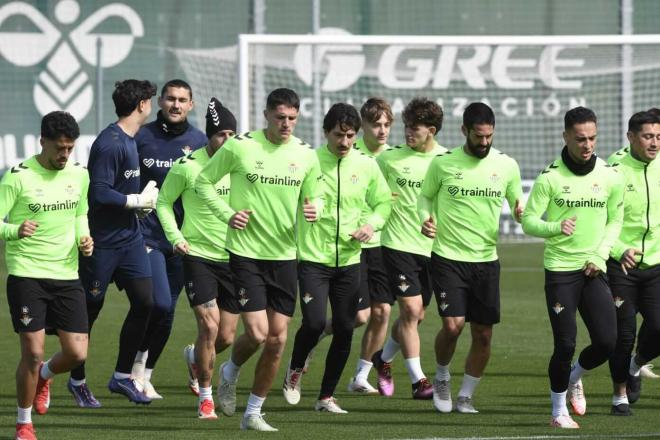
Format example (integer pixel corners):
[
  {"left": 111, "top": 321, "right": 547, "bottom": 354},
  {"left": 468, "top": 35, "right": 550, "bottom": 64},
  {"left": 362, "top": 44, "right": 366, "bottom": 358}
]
[
  {"left": 293, "top": 27, "right": 365, "bottom": 92},
  {"left": 0, "top": 0, "right": 144, "bottom": 121}
]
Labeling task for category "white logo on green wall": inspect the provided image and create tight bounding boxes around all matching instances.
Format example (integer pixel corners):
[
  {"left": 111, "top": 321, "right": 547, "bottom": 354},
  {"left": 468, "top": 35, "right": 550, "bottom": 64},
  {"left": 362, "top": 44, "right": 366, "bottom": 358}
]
[{"left": 0, "top": 0, "right": 143, "bottom": 121}]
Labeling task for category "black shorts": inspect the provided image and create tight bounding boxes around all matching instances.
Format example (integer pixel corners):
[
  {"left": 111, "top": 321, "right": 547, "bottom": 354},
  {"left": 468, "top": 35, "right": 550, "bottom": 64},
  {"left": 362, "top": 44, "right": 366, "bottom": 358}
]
[
  {"left": 229, "top": 252, "right": 297, "bottom": 316},
  {"left": 7, "top": 275, "right": 89, "bottom": 333},
  {"left": 358, "top": 246, "right": 394, "bottom": 310},
  {"left": 430, "top": 253, "right": 501, "bottom": 325},
  {"left": 382, "top": 247, "right": 433, "bottom": 307},
  {"left": 183, "top": 256, "right": 239, "bottom": 314}
]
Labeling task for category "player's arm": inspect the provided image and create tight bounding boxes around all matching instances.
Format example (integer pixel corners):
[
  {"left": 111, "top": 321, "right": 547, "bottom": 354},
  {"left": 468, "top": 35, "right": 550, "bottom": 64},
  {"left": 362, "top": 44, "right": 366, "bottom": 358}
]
[
  {"left": 521, "top": 173, "right": 563, "bottom": 238},
  {"left": 417, "top": 157, "right": 441, "bottom": 223},
  {"left": 505, "top": 160, "right": 524, "bottom": 222},
  {"left": 0, "top": 173, "right": 25, "bottom": 240},
  {"left": 88, "top": 144, "right": 132, "bottom": 208},
  {"left": 300, "top": 153, "right": 324, "bottom": 222},
  {"left": 363, "top": 162, "right": 392, "bottom": 231},
  {"left": 75, "top": 171, "right": 93, "bottom": 256},
  {"left": 156, "top": 164, "right": 188, "bottom": 250},
  {"left": 194, "top": 145, "right": 236, "bottom": 223},
  {"left": 591, "top": 170, "right": 625, "bottom": 271}
]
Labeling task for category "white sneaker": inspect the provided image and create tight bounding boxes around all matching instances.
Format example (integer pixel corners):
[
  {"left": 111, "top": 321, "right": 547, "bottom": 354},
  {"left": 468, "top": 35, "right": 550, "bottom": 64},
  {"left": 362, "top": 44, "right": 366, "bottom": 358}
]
[
  {"left": 455, "top": 395, "right": 478, "bottom": 414},
  {"left": 432, "top": 379, "right": 452, "bottom": 413},
  {"left": 217, "top": 362, "right": 237, "bottom": 416},
  {"left": 142, "top": 379, "right": 163, "bottom": 399},
  {"left": 567, "top": 379, "right": 586, "bottom": 416},
  {"left": 550, "top": 414, "right": 580, "bottom": 429},
  {"left": 183, "top": 344, "right": 199, "bottom": 396},
  {"left": 282, "top": 362, "right": 303, "bottom": 405},
  {"left": 640, "top": 364, "right": 660, "bottom": 379},
  {"left": 347, "top": 376, "right": 379, "bottom": 394},
  {"left": 241, "top": 413, "right": 278, "bottom": 431},
  {"left": 314, "top": 397, "right": 348, "bottom": 414}
]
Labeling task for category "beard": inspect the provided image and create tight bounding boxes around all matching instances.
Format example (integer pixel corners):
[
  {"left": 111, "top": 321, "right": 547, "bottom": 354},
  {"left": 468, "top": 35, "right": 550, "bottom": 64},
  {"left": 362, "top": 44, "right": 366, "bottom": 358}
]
[{"left": 465, "top": 139, "right": 492, "bottom": 159}]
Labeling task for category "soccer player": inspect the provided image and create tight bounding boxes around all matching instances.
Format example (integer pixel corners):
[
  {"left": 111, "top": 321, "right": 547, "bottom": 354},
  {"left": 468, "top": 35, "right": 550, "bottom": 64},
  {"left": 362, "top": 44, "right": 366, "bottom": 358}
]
[
  {"left": 343, "top": 98, "right": 395, "bottom": 394},
  {"left": 370, "top": 97, "right": 447, "bottom": 399},
  {"left": 606, "top": 110, "right": 660, "bottom": 415},
  {"left": 132, "top": 79, "right": 207, "bottom": 399},
  {"left": 195, "top": 88, "right": 322, "bottom": 431},
  {"left": 522, "top": 106, "right": 623, "bottom": 428},
  {"left": 157, "top": 97, "right": 239, "bottom": 419},
  {"left": 419, "top": 102, "right": 523, "bottom": 413},
  {"left": 69, "top": 79, "right": 159, "bottom": 406},
  {"left": 0, "top": 111, "right": 92, "bottom": 440},
  {"left": 284, "top": 103, "right": 391, "bottom": 412}
]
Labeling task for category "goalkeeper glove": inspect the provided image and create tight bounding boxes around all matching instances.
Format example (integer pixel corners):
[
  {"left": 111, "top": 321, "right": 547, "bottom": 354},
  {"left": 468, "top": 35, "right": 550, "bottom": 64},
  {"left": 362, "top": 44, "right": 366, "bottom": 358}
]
[{"left": 126, "top": 180, "right": 159, "bottom": 209}]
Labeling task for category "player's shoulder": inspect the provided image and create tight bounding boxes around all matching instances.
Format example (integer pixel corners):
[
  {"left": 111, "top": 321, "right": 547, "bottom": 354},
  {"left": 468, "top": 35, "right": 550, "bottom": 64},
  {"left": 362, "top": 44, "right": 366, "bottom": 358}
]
[
  {"left": 539, "top": 158, "right": 562, "bottom": 177},
  {"left": 2, "top": 160, "right": 31, "bottom": 186},
  {"left": 490, "top": 147, "right": 520, "bottom": 169}
]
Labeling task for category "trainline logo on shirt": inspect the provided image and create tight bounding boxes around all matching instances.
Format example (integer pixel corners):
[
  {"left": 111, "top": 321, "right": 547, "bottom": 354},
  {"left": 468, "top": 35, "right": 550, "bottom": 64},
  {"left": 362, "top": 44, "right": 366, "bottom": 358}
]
[
  {"left": 28, "top": 199, "right": 79, "bottom": 213},
  {"left": 245, "top": 173, "right": 302, "bottom": 187},
  {"left": 396, "top": 178, "right": 422, "bottom": 188},
  {"left": 447, "top": 186, "right": 502, "bottom": 198},
  {"left": 553, "top": 198, "right": 606, "bottom": 208}
]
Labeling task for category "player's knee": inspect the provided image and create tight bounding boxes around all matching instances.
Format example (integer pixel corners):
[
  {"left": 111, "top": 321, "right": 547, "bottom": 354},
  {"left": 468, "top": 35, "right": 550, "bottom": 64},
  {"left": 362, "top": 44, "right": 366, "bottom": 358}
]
[
  {"left": 371, "top": 303, "right": 390, "bottom": 324},
  {"left": 200, "top": 319, "right": 219, "bottom": 341},
  {"left": 23, "top": 349, "right": 44, "bottom": 369},
  {"left": 216, "top": 327, "right": 235, "bottom": 350},
  {"left": 472, "top": 330, "right": 492, "bottom": 348},
  {"left": 400, "top": 304, "right": 424, "bottom": 323},
  {"left": 442, "top": 321, "right": 464, "bottom": 339},
  {"left": 245, "top": 325, "right": 268, "bottom": 346},
  {"left": 302, "top": 317, "right": 326, "bottom": 336},
  {"left": 553, "top": 342, "right": 576, "bottom": 362},
  {"left": 333, "top": 317, "right": 355, "bottom": 338},
  {"left": 265, "top": 331, "right": 287, "bottom": 353},
  {"left": 354, "top": 308, "right": 370, "bottom": 327},
  {"left": 66, "top": 346, "right": 88, "bottom": 365}
]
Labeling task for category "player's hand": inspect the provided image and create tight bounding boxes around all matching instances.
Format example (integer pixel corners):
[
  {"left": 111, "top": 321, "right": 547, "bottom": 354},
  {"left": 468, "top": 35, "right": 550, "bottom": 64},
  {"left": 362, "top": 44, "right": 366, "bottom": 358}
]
[
  {"left": 18, "top": 219, "right": 38, "bottom": 238},
  {"left": 78, "top": 236, "right": 94, "bottom": 257},
  {"left": 350, "top": 224, "right": 374, "bottom": 242},
  {"left": 421, "top": 216, "right": 436, "bottom": 239},
  {"left": 136, "top": 208, "right": 153, "bottom": 219},
  {"left": 174, "top": 240, "right": 190, "bottom": 255},
  {"left": 620, "top": 248, "right": 643, "bottom": 275},
  {"left": 514, "top": 199, "right": 524, "bottom": 223},
  {"left": 229, "top": 209, "right": 252, "bottom": 230},
  {"left": 582, "top": 262, "right": 601, "bottom": 278},
  {"left": 126, "top": 180, "right": 159, "bottom": 209},
  {"left": 560, "top": 216, "right": 577, "bottom": 236},
  {"left": 303, "top": 197, "right": 318, "bottom": 222}
]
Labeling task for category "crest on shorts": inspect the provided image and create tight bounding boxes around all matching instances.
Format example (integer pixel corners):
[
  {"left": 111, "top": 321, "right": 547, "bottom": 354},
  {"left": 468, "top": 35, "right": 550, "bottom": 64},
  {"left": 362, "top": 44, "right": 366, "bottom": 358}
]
[
  {"left": 187, "top": 281, "right": 195, "bottom": 300},
  {"left": 397, "top": 274, "right": 409, "bottom": 293},
  {"left": 614, "top": 296, "right": 624, "bottom": 308},
  {"left": 552, "top": 302, "right": 564, "bottom": 314},
  {"left": 238, "top": 287, "right": 249, "bottom": 307},
  {"left": 89, "top": 280, "right": 101, "bottom": 296},
  {"left": 439, "top": 291, "right": 447, "bottom": 299},
  {"left": 439, "top": 301, "right": 449, "bottom": 311},
  {"left": 302, "top": 293, "right": 313, "bottom": 304},
  {"left": 19, "top": 306, "right": 33, "bottom": 326}
]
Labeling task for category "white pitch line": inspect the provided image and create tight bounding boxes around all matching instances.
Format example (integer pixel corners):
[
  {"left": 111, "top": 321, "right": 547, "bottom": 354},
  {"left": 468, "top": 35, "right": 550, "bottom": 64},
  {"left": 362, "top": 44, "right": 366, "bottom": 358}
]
[{"left": 393, "top": 433, "right": 660, "bottom": 440}]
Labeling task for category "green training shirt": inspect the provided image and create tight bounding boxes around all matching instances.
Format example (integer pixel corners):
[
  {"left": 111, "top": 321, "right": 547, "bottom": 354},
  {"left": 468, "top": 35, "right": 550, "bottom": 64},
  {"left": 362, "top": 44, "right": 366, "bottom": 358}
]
[
  {"left": 607, "top": 149, "right": 660, "bottom": 269},
  {"left": 195, "top": 130, "right": 322, "bottom": 260},
  {"left": 522, "top": 156, "right": 624, "bottom": 271},
  {"left": 419, "top": 146, "right": 522, "bottom": 262},
  {"left": 608, "top": 146, "right": 630, "bottom": 165},
  {"left": 378, "top": 141, "right": 447, "bottom": 257},
  {"left": 354, "top": 138, "right": 390, "bottom": 248},
  {"left": 0, "top": 155, "right": 89, "bottom": 279},
  {"left": 157, "top": 147, "right": 231, "bottom": 262},
  {"left": 298, "top": 145, "right": 391, "bottom": 267}
]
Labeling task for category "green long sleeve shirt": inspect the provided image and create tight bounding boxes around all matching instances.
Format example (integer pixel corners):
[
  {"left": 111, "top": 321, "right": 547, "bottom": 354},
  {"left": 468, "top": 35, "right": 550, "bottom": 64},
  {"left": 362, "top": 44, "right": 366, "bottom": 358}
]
[{"left": 298, "top": 145, "right": 391, "bottom": 267}]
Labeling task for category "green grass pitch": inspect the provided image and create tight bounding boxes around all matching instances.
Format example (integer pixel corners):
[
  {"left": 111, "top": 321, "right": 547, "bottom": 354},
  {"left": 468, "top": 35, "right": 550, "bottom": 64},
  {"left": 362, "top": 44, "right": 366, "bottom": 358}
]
[{"left": 0, "top": 243, "right": 658, "bottom": 439}]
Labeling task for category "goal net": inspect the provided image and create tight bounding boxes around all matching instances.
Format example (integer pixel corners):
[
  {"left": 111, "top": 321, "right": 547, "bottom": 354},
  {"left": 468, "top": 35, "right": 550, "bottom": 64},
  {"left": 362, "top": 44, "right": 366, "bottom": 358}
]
[{"left": 173, "top": 31, "right": 660, "bottom": 240}]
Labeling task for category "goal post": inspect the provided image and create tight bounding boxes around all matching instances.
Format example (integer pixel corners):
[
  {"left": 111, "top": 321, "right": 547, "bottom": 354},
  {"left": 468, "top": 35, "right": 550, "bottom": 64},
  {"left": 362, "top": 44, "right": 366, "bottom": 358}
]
[{"left": 174, "top": 31, "right": 660, "bottom": 239}]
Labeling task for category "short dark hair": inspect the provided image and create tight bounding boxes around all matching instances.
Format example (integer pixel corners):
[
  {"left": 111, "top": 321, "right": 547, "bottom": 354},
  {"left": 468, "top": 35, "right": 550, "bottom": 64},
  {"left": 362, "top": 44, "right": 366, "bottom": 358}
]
[
  {"left": 564, "top": 106, "right": 597, "bottom": 130},
  {"left": 41, "top": 111, "right": 80, "bottom": 140},
  {"left": 323, "top": 103, "right": 361, "bottom": 133},
  {"left": 628, "top": 110, "right": 659, "bottom": 133},
  {"left": 266, "top": 88, "right": 300, "bottom": 111},
  {"left": 360, "top": 97, "right": 393, "bottom": 124},
  {"left": 402, "top": 97, "right": 443, "bottom": 132},
  {"left": 160, "top": 79, "right": 193, "bottom": 99},
  {"left": 647, "top": 107, "right": 660, "bottom": 119},
  {"left": 463, "top": 102, "right": 495, "bottom": 130},
  {"left": 113, "top": 79, "right": 157, "bottom": 117}
]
